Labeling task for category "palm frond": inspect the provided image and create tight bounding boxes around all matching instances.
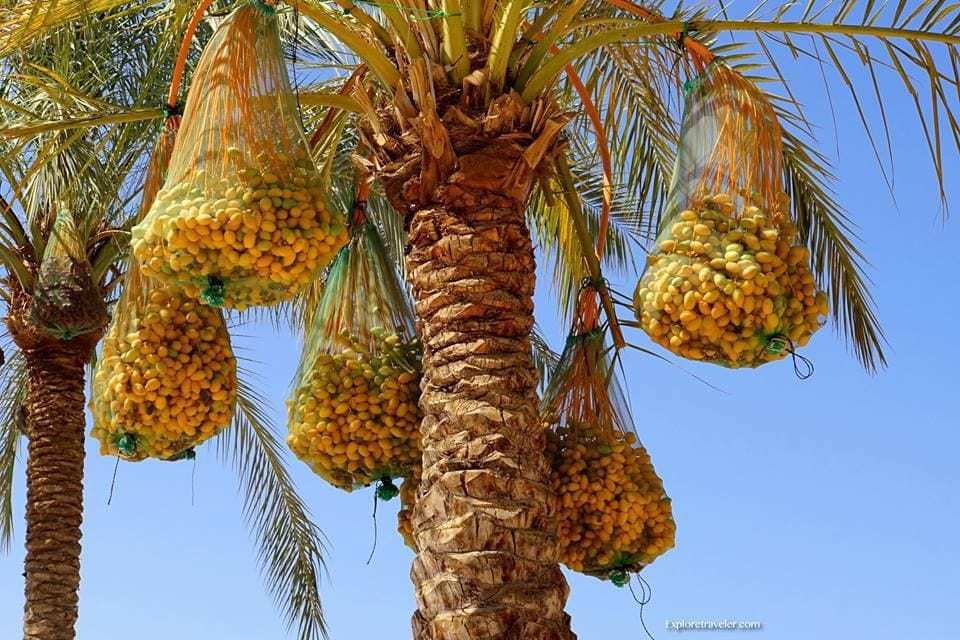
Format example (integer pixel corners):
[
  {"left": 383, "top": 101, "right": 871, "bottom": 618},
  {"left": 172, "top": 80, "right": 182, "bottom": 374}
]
[
  {"left": 0, "top": 344, "right": 27, "bottom": 553},
  {"left": 215, "top": 373, "right": 328, "bottom": 640},
  {"left": 529, "top": 148, "right": 645, "bottom": 322},
  {"left": 531, "top": 323, "right": 561, "bottom": 393},
  {"left": 710, "top": 47, "right": 890, "bottom": 371},
  {"left": 782, "top": 133, "right": 887, "bottom": 371},
  {"left": 0, "top": 0, "right": 164, "bottom": 57},
  {"left": 694, "top": 2, "right": 960, "bottom": 206}
]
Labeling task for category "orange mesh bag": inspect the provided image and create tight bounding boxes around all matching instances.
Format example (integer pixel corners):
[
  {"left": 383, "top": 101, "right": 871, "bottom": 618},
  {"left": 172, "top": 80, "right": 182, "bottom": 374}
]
[
  {"left": 90, "top": 263, "right": 236, "bottom": 461},
  {"left": 634, "top": 63, "right": 827, "bottom": 369},
  {"left": 542, "top": 317, "right": 675, "bottom": 586},
  {"left": 132, "top": 1, "right": 347, "bottom": 309},
  {"left": 287, "top": 216, "right": 421, "bottom": 494}
]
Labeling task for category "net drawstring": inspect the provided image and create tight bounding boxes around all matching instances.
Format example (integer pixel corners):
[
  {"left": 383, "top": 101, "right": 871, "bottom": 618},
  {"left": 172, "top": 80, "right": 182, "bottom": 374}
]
[
  {"left": 366, "top": 484, "right": 380, "bottom": 565},
  {"left": 107, "top": 455, "right": 121, "bottom": 506},
  {"left": 764, "top": 334, "right": 814, "bottom": 380},
  {"left": 191, "top": 454, "right": 198, "bottom": 507},
  {"left": 629, "top": 574, "right": 656, "bottom": 640},
  {"left": 366, "top": 477, "right": 399, "bottom": 564}
]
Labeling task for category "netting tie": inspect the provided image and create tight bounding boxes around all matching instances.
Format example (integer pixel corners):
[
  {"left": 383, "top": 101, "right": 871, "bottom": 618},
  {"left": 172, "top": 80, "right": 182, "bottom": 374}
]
[
  {"left": 579, "top": 276, "right": 609, "bottom": 294},
  {"left": 564, "top": 326, "right": 605, "bottom": 348},
  {"left": 764, "top": 334, "right": 814, "bottom": 380},
  {"left": 201, "top": 276, "right": 226, "bottom": 307},
  {"left": 609, "top": 568, "right": 630, "bottom": 588},
  {"left": 375, "top": 476, "right": 400, "bottom": 501},
  {"left": 162, "top": 102, "right": 183, "bottom": 118},
  {"left": 249, "top": 0, "right": 277, "bottom": 16},
  {"left": 116, "top": 433, "right": 138, "bottom": 457}
]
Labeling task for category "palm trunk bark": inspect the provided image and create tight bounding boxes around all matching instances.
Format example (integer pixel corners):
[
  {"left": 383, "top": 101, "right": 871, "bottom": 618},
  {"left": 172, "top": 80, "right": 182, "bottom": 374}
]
[
  {"left": 22, "top": 348, "right": 87, "bottom": 640},
  {"left": 9, "top": 307, "right": 96, "bottom": 640},
  {"left": 403, "top": 141, "right": 573, "bottom": 640}
]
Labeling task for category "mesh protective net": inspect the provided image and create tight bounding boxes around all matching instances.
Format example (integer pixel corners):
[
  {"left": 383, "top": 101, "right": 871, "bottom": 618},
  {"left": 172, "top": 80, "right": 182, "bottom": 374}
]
[
  {"left": 542, "top": 323, "right": 675, "bottom": 582},
  {"left": 131, "top": 2, "right": 347, "bottom": 310},
  {"left": 634, "top": 63, "right": 827, "bottom": 368},
  {"left": 90, "top": 262, "right": 236, "bottom": 461},
  {"left": 30, "top": 209, "right": 109, "bottom": 340},
  {"left": 287, "top": 217, "right": 421, "bottom": 492},
  {"left": 139, "top": 115, "right": 180, "bottom": 217}
]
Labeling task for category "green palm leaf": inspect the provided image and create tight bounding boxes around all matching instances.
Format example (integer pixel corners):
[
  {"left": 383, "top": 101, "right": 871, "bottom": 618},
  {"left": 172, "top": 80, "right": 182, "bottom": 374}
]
[
  {"left": 0, "top": 343, "right": 27, "bottom": 553},
  {"left": 215, "top": 373, "right": 328, "bottom": 640}
]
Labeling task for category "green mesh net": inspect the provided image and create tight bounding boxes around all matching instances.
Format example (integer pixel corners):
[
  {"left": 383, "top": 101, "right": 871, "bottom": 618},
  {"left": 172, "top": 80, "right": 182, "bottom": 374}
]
[
  {"left": 634, "top": 62, "right": 828, "bottom": 368},
  {"left": 542, "top": 327, "right": 675, "bottom": 582},
  {"left": 131, "top": 2, "right": 347, "bottom": 310},
  {"left": 287, "top": 217, "right": 422, "bottom": 492},
  {"left": 90, "top": 263, "right": 237, "bottom": 461}
]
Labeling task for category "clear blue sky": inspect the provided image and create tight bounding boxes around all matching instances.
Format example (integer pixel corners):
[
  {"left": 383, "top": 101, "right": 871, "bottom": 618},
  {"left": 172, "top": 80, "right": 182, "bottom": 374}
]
[{"left": 2, "top": 42, "right": 959, "bottom": 640}]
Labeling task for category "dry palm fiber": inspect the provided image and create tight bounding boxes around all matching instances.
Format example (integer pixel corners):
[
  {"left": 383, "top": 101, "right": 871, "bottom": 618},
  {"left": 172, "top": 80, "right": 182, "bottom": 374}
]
[
  {"left": 132, "top": 1, "right": 347, "bottom": 310},
  {"left": 634, "top": 62, "right": 827, "bottom": 368},
  {"left": 287, "top": 211, "right": 421, "bottom": 493},
  {"left": 30, "top": 209, "right": 109, "bottom": 340},
  {"left": 542, "top": 311, "right": 675, "bottom": 585},
  {"left": 90, "top": 260, "right": 236, "bottom": 461}
]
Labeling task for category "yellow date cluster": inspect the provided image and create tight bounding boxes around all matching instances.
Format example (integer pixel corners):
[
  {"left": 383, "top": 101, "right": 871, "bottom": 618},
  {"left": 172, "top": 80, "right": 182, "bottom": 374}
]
[
  {"left": 547, "top": 424, "right": 675, "bottom": 579},
  {"left": 634, "top": 192, "right": 828, "bottom": 367},
  {"left": 132, "top": 152, "right": 347, "bottom": 309},
  {"left": 287, "top": 333, "right": 422, "bottom": 490},
  {"left": 91, "top": 288, "right": 236, "bottom": 461}
]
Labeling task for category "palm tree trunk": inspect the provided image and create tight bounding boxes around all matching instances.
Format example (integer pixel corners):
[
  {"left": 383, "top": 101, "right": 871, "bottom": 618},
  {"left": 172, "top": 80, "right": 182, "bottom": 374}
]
[
  {"left": 8, "top": 303, "right": 95, "bottom": 640},
  {"left": 21, "top": 347, "right": 87, "bottom": 640},
  {"left": 403, "top": 141, "right": 573, "bottom": 640}
]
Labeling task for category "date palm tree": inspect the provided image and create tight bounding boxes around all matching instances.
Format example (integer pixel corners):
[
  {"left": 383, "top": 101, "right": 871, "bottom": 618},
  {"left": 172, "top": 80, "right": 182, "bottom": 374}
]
[
  {"left": 2, "top": 1, "right": 960, "bottom": 639},
  {"left": 0, "top": 7, "right": 327, "bottom": 640}
]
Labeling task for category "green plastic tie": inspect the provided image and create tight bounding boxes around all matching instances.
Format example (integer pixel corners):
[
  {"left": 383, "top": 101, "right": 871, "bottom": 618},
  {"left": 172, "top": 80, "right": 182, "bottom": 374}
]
[
  {"left": 116, "top": 433, "right": 138, "bottom": 457},
  {"left": 249, "top": 0, "right": 277, "bottom": 16},
  {"left": 201, "top": 276, "right": 226, "bottom": 307},
  {"left": 609, "top": 568, "right": 630, "bottom": 588},
  {"left": 376, "top": 477, "right": 400, "bottom": 501},
  {"left": 166, "top": 448, "right": 196, "bottom": 462},
  {"left": 162, "top": 102, "right": 182, "bottom": 119},
  {"left": 683, "top": 75, "right": 702, "bottom": 97},
  {"left": 764, "top": 334, "right": 787, "bottom": 356},
  {"left": 565, "top": 326, "right": 605, "bottom": 348}
]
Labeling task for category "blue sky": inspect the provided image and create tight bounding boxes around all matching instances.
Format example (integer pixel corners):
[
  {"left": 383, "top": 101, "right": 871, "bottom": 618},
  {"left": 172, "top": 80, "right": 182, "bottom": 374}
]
[{"left": 2, "top": 36, "right": 959, "bottom": 640}]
